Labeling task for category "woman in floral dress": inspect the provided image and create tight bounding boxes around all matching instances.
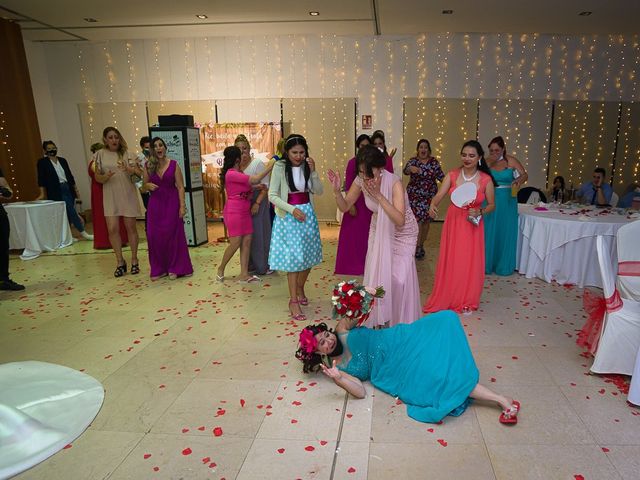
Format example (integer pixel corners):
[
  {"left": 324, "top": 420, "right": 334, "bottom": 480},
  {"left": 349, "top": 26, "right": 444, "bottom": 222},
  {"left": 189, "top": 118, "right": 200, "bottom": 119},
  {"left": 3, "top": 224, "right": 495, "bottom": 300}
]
[{"left": 403, "top": 139, "right": 444, "bottom": 258}]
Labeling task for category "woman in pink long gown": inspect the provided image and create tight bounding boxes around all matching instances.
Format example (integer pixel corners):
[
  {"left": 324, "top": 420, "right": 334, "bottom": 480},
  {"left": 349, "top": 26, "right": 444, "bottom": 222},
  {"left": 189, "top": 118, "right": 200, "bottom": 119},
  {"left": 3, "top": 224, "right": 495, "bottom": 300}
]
[
  {"left": 329, "top": 145, "right": 420, "bottom": 328},
  {"left": 335, "top": 134, "right": 394, "bottom": 276},
  {"left": 423, "top": 140, "right": 496, "bottom": 314},
  {"left": 142, "top": 137, "right": 193, "bottom": 280}
]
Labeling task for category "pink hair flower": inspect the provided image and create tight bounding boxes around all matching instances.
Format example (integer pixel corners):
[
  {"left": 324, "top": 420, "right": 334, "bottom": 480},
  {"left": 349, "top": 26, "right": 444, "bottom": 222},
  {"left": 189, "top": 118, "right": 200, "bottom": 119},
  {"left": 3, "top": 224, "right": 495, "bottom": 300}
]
[{"left": 299, "top": 328, "right": 317, "bottom": 356}]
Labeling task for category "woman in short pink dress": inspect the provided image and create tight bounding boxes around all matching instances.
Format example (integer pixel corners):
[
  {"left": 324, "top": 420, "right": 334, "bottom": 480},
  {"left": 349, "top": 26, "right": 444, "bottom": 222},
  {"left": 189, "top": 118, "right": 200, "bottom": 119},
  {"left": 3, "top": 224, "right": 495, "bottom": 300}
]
[{"left": 217, "top": 146, "right": 273, "bottom": 283}]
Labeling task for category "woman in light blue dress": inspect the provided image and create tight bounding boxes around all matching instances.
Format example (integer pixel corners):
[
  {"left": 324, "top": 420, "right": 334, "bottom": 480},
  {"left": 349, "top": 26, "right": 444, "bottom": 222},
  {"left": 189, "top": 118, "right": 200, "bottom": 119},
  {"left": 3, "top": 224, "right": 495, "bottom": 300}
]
[
  {"left": 295, "top": 310, "right": 521, "bottom": 425},
  {"left": 484, "top": 136, "right": 528, "bottom": 276},
  {"left": 269, "top": 134, "right": 323, "bottom": 321}
]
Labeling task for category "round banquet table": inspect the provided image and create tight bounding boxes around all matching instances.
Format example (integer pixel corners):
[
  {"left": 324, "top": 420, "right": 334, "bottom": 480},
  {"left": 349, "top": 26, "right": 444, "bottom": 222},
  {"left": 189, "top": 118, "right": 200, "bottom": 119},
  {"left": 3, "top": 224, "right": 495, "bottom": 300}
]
[
  {"left": 516, "top": 204, "right": 639, "bottom": 288},
  {"left": 5, "top": 200, "right": 73, "bottom": 260}
]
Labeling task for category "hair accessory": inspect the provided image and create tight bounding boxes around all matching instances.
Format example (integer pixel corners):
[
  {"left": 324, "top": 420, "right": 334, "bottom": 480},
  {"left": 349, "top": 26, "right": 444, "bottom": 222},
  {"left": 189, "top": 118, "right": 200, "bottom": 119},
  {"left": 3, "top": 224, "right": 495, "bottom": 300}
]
[
  {"left": 331, "top": 280, "right": 385, "bottom": 327},
  {"left": 298, "top": 328, "right": 318, "bottom": 358},
  {"left": 285, "top": 135, "right": 304, "bottom": 148}
]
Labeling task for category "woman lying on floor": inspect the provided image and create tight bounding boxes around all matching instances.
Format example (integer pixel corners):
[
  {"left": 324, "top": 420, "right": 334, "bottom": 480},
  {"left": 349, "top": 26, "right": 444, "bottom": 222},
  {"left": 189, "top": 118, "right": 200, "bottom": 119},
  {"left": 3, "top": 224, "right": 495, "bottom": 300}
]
[{"left": 295, "top": 309, "right": 520, "bottom": 425}]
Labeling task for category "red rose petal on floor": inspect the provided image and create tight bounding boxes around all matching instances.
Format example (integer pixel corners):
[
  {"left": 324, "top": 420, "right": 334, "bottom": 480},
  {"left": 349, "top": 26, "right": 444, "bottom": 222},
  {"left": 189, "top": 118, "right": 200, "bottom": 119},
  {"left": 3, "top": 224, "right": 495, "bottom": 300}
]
[
  {"left": 346, "top": 414, "right": 353, "bottom": 418},
  {"left": 158, "top": 384, "right": 166, "bottom": 389},
  {"left": 63, "top": 444, "right": 72, "bottom": 449},
  {"left": 181, "top": 428, "right": 189, "bottom": 433},
  {"left": 320, "top": 440, "right": 328, "bottom": 446},
  {"left": 511, "top": 356, "right": 519, "bottom": 360},
  {"left": 348, "top": 467, "right": 357, "bottom": 473},
  {"left": 277, "top": 448, "right": 285, "bottom": 454},
  {"left": 437, "top": 439, "right": 448, "bottom": 447},
  {"left": 304, "top": 446, "right": 315, "bottom": 451},
  {"left": 291, "top": 419, "right": 298, "bottom": 424},
  {"left": 182, "top": 447, "right": 192, "bottom": 456},
  {"left": 602, "top": 447, "right": 610, "bottom": 453},
  {"left": 240, "top": 398, "right": 246, "bottom": 407},
  {"left": 490, "top": 377, "right": 496, "bottom": 383},
  {"left": 427, "top": 428, "right": 434, "bottom": 433},
  {"left": 208, "top": 462, "right": 217, "bottom": 469},
  {"left": 215, "top": 409, "right": 226, "bottom": 417},
  {"left": 201, "top": 456, "right": 211, "bottom": 464},
  {"left": 213, "top": 427, "right": 223, "bottom": 437},
  {"left": 197, "top": 426, "right": 205, "bottom": 431},
  {"left": 598, "top": 389, "right": 605, "bottom": 394},
  {"left": 153, "top": 466, "right": 160, "bottom": 472},
  {"left": 574, "top": 475, "right": 584, "bottom": 480},
  {"left": 292, "top": 401, "right": 302, "bottom": 406},
  {"left": 143, "top": 454, "right": 152, "bottom": 459}
]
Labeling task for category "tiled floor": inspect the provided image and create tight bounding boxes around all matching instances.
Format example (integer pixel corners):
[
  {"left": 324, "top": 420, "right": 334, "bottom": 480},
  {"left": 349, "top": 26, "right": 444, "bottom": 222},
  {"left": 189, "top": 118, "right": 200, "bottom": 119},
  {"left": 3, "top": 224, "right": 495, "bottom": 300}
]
[{"left": 2, "top": 222, "right": 639, "bottom": 480}]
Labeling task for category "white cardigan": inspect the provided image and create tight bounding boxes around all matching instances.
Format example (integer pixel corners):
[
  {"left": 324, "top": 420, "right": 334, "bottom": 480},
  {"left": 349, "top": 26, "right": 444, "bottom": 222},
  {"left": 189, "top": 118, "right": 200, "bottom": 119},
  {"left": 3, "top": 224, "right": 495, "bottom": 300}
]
[{"left": 268, "top": 161, "right": 323, "bottom": 218}]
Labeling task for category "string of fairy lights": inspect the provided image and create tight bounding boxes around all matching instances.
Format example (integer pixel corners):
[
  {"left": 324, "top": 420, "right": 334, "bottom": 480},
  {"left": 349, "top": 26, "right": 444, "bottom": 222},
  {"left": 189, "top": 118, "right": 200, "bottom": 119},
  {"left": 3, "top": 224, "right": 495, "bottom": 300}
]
[
  {"left": 63, "top": 32, "right": 640, "bottom": 195},
  {"left": 0, "top": 110, "right": 19, "bottom": 199}
]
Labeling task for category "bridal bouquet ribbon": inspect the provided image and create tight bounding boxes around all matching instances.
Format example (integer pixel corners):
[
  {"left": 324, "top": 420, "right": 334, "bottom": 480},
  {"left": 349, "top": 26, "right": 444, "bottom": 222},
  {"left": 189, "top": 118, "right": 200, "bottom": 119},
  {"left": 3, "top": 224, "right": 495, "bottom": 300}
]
[{"left": 331, "top": 280, "right": 385, "bottom": 326}]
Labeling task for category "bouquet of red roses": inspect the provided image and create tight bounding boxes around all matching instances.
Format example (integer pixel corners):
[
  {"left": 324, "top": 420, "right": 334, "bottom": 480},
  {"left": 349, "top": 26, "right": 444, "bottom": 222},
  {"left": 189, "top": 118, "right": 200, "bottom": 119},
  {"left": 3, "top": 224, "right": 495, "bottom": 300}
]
[{"left": 331, "top": 280, "right": 385, "bottom": 326}]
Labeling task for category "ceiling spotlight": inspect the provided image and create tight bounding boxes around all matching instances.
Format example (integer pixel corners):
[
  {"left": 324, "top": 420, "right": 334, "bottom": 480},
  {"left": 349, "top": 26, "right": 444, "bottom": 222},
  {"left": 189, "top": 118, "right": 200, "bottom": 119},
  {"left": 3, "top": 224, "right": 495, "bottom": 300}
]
[
  {"left": 83, "top": 17, "right": 98, "bottom": 22},
  {"left": 442, "top": 10, "right": 453, "bottom": 14},
  {"left": 309, "top": 11, "right": 320, "bottom": 16},
  {"left": 196, "top": 14, "right": 208, "bottom": 19},
  {"left": 579, "top": 11, "right": 592, "bottom": 16}
]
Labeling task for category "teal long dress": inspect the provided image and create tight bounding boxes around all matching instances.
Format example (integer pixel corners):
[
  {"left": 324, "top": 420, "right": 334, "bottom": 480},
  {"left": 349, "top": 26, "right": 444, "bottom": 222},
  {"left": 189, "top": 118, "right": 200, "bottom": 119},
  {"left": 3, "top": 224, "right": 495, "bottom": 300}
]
[
  {"left": 338, "top": 310, "right": 479, "bottom": 423},
  {"left": 484, "top": 168, "right": 518, "bottom": 275}
]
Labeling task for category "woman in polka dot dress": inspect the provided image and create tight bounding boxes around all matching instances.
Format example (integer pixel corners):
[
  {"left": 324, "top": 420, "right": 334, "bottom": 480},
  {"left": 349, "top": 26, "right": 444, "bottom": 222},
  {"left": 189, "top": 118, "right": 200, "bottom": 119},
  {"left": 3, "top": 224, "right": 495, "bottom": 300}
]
[{"left": 268, "top": 134, "right": 324, "bottom": 321}]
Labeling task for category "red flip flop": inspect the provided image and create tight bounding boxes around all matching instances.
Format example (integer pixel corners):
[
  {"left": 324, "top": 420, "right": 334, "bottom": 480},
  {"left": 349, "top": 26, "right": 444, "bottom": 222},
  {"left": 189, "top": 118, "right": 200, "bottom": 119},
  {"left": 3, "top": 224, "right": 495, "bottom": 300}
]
[{"left": 499, "top": 400, "right": 520, "bottom": 425}]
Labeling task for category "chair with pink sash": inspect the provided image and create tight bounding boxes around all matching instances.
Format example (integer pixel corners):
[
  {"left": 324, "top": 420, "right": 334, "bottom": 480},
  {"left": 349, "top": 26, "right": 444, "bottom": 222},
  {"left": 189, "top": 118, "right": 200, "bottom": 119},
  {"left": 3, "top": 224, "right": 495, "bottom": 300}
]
[
  {"left": 619, "top": 221, "right": 640, "bottom": 405},
  {"left": 582, "top": 221, "right": 640, "bottom": 378}
]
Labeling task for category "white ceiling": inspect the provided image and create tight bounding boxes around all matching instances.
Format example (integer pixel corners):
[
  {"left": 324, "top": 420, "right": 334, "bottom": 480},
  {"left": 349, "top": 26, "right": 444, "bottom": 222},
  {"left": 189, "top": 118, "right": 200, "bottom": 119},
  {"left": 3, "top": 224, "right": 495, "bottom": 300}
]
[{"left": 1, "top": 0, "right": 638, "bottom": 42}]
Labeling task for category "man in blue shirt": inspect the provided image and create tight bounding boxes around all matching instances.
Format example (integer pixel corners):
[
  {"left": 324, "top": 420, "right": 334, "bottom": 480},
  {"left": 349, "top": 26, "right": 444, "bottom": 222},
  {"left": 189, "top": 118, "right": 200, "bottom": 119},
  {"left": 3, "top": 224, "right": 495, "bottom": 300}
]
[{"left": 577, "top": 167, "right": 613, "bottom": 206}]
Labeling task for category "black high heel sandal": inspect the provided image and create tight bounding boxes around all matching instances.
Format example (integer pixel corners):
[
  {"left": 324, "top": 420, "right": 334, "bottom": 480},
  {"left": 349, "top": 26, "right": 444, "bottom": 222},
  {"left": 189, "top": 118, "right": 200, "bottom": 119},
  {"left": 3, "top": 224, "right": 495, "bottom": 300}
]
[
  {"left": 114, "top": 261, "right": 127, "bottom": 277},
  {"left": 130, "top": 263, "right": 140, "bottom": 275}
]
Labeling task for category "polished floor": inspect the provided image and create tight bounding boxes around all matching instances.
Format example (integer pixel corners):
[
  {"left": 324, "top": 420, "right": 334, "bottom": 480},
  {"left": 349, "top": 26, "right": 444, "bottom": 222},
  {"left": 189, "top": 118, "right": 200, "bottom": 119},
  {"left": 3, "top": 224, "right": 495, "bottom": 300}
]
[{"left": 2, "top": 222, "right": 639, "bottom": 480}]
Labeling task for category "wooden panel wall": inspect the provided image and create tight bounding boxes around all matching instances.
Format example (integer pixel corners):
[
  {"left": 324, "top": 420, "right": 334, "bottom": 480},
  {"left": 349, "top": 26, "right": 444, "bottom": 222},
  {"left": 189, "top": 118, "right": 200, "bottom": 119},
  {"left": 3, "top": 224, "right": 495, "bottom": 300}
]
[{"left": 0, "top": 18, "right": 41, "bottom": 200}]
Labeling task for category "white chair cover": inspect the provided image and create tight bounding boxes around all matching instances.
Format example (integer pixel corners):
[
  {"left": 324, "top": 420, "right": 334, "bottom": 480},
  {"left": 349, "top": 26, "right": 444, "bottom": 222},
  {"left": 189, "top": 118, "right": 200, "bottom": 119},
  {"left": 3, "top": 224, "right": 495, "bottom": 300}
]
[
  {"left": 526, "top": 191, "right": 541, "bottom": 204},
  {"left": 617, "top": 220, "right": 640, "bottom": 302},
  {"left": 590, "top": 235, "right": 640, "bottom": 376},
  {"left": 618, "top": 221, "right": 640, "bottom": 405},
  {"left": 610, "top": 192, "right": 619, "bottom": 207}
]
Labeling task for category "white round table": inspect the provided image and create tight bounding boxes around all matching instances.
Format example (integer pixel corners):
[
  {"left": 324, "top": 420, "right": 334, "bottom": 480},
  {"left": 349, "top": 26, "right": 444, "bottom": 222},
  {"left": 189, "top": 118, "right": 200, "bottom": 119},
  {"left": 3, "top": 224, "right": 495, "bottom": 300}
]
[
  {"left": 5, "top": 200, "right": 73, "bottom": 260},
  {"left": 516, "top": 204, "right": 639, "bottom": 288}
]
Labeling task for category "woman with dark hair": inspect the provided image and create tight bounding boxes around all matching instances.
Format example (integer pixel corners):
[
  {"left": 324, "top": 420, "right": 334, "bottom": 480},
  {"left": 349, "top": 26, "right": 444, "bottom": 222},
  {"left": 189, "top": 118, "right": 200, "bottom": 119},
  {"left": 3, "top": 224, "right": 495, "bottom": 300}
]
[
  {"left": 88, "top": 142, "right": 128, "bottom": 249},
  {"left": 93, "top": 127, "right": 143, "bottom": 277},
  {"left": 329, "top": 145, "right": 420, "bottom": 327},
  {"left": 370, "top": 130, "right": 396, "bottom": 170},
  {"left": 403, "top": 139, "right": 444, "bottom": 259},
  {"left": 548, "top": 175, "right": 566, "bottom": 203},
  {"left": 423, "top": 140, "right": 496, "bottom": 314},
  {"left": 295, "top": 310, "right": 521, "bottom": 425},
  {"left": 485, "top": 136, "right": 528, "bottom": 276},
  {"left": 268, "top": 134, "right": 324, "bottom": 320},
  {"left": 235, "top": 134, "right": 273, "bottom": 276},
  {"left": 36, "top": 140, "right": 93, "bottom": 241},
  {"left": 335, "top": 134, "right": 395, "bottom": 276},
  {"left": 217, "top": 146, "right": 273, "bottom": 283},
  {"left": 141, "top": 137, "right": 193, "bottom": 280}
]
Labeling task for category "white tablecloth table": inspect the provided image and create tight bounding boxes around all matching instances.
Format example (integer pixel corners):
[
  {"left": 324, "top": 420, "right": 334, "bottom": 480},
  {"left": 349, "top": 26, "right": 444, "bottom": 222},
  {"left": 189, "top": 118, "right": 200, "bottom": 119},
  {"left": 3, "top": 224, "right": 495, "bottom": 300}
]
[
  {"left": 5, "top": 201, "right": 73, "bottom": 260},
  {"left": 516, "top": 204, "right": 638, "bottom": 288}
]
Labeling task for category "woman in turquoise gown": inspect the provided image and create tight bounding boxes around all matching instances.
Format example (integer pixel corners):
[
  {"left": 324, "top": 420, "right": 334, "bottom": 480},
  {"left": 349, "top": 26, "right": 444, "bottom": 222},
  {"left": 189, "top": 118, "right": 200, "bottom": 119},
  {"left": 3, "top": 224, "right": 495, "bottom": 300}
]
[
  {"left": 485, "top": 136, "right": 528, "bottom": 276},
  {"left": 296, "top": 310, "right": 520, "bottom": 424}
]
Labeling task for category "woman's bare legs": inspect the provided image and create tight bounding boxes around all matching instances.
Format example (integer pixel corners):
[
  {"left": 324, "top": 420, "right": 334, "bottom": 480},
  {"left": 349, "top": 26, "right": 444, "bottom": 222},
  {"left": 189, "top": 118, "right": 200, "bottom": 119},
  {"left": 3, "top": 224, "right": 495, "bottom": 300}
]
[
  {"left": 237, "top": 234, "right": 253, "bottom": 280},
  {"left": 296, "top": 268, "right": 311, "bottom": 300},
  {"left": 105, "top": 216, "right": 124, "bottom": 266},
  {"left": 218, "top": 236, "right": 242, "bottom": 278},
  {"left": 469, "top": 383, "right": 514, "bottom": 412},
  {"left": 122, "top": 217, "right": 139, "bottom": 265},
  {"left": 288, "top": 271, "right": 303, "bottom": 317}
]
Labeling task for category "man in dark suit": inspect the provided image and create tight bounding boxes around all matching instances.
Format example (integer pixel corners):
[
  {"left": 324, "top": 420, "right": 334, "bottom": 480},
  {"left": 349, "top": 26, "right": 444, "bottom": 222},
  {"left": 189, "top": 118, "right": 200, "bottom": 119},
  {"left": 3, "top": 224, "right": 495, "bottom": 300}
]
[
  {"left": 0, "top": 167, "right": 25, "bottom": 290},
  {"left": 36, "top": 140, "right": 93, "bottom": 240}
]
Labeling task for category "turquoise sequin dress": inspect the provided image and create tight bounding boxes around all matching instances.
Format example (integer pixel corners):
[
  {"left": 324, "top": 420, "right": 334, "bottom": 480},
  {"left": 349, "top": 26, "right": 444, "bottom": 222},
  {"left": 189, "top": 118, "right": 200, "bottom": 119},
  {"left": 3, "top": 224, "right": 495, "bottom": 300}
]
[
  {"left": 338, "top": 310, "right": 479, "bottom": 423},
  {"left": 484, "top": 168, "right": 518, "bottom": 276}
]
